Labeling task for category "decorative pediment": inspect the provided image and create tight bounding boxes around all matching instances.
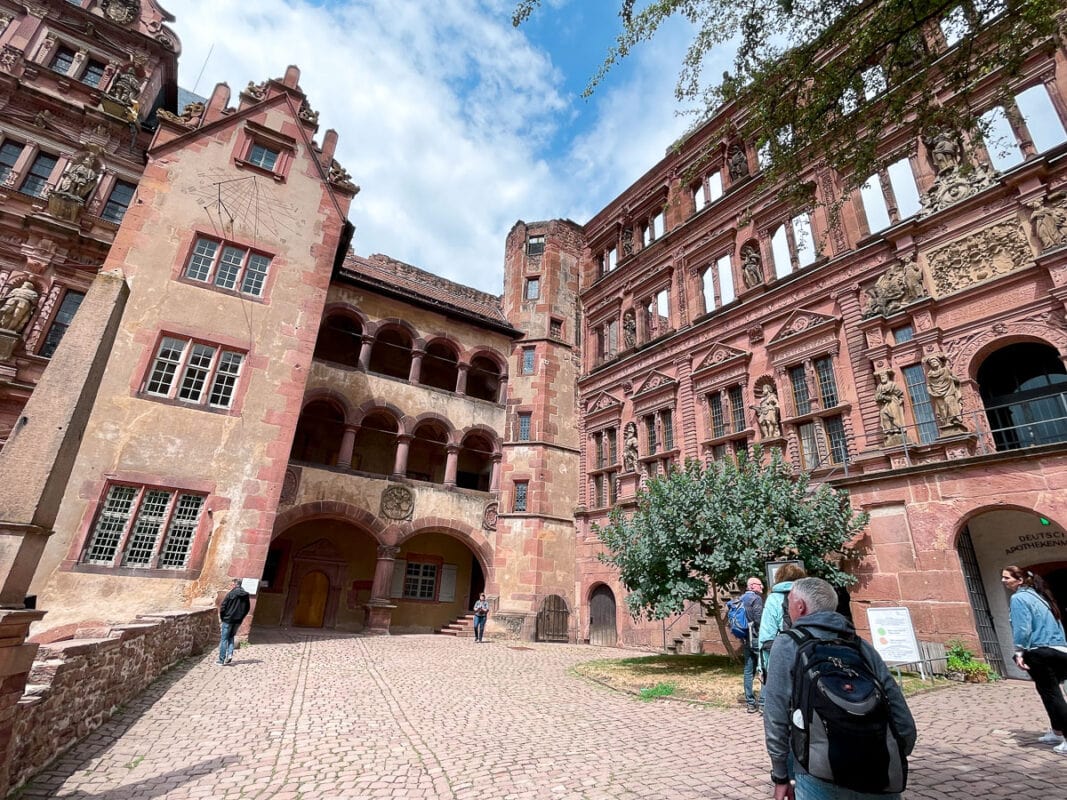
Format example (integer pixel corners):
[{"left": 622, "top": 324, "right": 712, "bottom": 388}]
[
  {"left": 693, "top": 343, "right": 750, "bottom": 373},
  {"left": 295, "top": 538, "right": 346, "bottom": 563},
  {"left": 769, "top": 309, "right": 839, "bottom": 345},
  {"left": 691, "top": 342, "right": 752, "bottom": 393},
  {"left": 586, "top": 391, "right": 623, "bottom": 414},
  {"left": 633, "top": 370, "right": 677, "bottom": 398}
]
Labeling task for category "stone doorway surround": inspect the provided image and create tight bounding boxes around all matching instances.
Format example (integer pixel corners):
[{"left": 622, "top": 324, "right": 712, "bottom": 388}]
[{"left": 281, "top": 539, "right": 346, "bottom": 628}]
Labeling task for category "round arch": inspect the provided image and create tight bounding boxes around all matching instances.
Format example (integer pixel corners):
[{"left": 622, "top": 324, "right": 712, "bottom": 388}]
[{"left": 587, "top": 583, "right": 618, "bottom": 647}]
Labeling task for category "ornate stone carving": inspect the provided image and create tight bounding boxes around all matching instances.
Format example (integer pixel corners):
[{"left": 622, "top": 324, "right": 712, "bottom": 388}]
[
  {"left": 377, "top": 544, "right": 400, "bottom": 559},
  {"left": 587, "top": 392, "right": 621, "bottom": 413},
  {"left": 1026, "top": 194, "right": 1067, "bottom": 250},
  {"left": 755, "top": 384, "right": 781, "bottom": 439},
  {"left": 925, "top": 222, "right": 1030, "bottom": 296},
  {"left": 482, "top": 502, "right": 498, "bottom": 531},
  {"left": 101, "top": 0, "right": 140, "bottom": 25},
  {"left": 728, "top": 143, "right": 749, "bottom": 181},
  {"left": 748, "top": 325, "right": 764, "bottom": 344},
  {"left": 299, "top": 98, "right": 319, "bottom": 125},
  {"left": 0, "top": 279, "right": 40, "bottom": 334},
  {"left": 923, "top": 352, "right": 966, "bottom": 434},
  {"left": 279, "top": 466, "right": 301, "bottom": 505},
  {"left": 622, "top": 422, "right": 638, "bottom": 473},
  {"left": 621, "top": 226, "right": 634, "bottom": 257},
  {"left": 0, "top": 15, "right": 12, "bottom": 34},
  {"left": 102, "top": 65, "right": 143, "bottom": 120},
  {"left": 622, "top": 309, "right": 636, "bottom": 348},
  {"left": 0, "top": 45, "right": 24, "bottom": 73},
  {"left": 328, "top": 159, "right": 358, "bottom": 192},
  {"left": 919, "top": 129, "right": 997, "bottom": 217},
  {"left": 874, "top": 368, "right": 906, "bottom": 446},
  {"left": 927, "top": 129, "right": 962, "bottom": 175},
  {"left": 244, "top": 80, "right": 267, "bottom": 100},
  {"left": 380, "top": 485, "right": 414, "bottom": 520},
  {"left": 740, "top": 243, "right": 763, "bottom": 289},
  {"left": 51, "top": 146, "right": 102, "bottom": 204},
  {"left": 862, "top": 256, "right": 927, "bottom": 318}
]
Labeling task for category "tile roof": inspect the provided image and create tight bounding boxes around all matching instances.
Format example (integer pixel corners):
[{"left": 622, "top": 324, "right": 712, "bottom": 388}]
[{"left": 338, "top": 252, "right": 514, "bottom": 330}]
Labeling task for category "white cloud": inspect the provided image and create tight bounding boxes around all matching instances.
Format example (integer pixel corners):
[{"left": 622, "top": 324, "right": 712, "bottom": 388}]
[{"left": 164, "top": 0, "right": 701, "bottom": 293}]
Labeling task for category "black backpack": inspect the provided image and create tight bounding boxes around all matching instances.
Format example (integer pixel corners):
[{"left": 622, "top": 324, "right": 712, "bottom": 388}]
[{"left": 785, "top": 627, "right": 907, "bottom": 794}]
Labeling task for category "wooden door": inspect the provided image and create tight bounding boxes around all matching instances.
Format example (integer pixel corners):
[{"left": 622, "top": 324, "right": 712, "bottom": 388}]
[
  {"left": 589, "top": 585, "right": 617, "bottom": 647},
  {"left": 293, "top": 570, "right": 329, "bottom": 628}
]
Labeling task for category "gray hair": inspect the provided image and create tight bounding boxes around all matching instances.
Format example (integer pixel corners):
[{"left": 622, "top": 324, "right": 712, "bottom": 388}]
[{"left": 791, "top": 577, "right": 838, "bottom": 613}]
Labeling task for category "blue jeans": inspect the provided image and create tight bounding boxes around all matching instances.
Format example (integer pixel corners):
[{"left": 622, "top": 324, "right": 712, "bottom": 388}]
[
  {"left": 473, "top": 615, "right": 486, "bottom": 641},
  {"left": 218, "top": 621, "right": 237, "bottom": 663},
  {"left": 742, "top": 638, "right": 760, "bottom": 705},
  {"left": 794, "top": 770, "right": 900, "bottom": 800}
]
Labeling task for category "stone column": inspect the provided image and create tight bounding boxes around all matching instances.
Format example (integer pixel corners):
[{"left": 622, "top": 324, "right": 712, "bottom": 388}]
[
  {"left": 392, "top": 434, "right": 412, "bottom": 478},
  {"left": 358, "top": 337, "right": 373, "bottom": 370},
  {"left": 455, "top": 363, "right": 469, "bottom": 395},
  {"left": 489, "top": 455, "right": 502, "bottom": 492},
  {"left": 408, "top": 349, "right": 424, "bottom": 383},
  {"left": 365, "top": 544, "right": 399, "bottom": 635},
  {"left": 443, "top": 444, "right": 459, "bottom": 487},
  {"left": 336, "top": 424, "right": 357, "bottom": 469},
  {"left": 495, "top": 375, "right": 508, "bottom": 404}
]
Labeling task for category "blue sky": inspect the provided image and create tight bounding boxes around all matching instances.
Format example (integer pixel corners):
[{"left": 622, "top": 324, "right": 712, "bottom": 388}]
[{"left": 163, "top": 1, "right": 714, "bottom": 293}]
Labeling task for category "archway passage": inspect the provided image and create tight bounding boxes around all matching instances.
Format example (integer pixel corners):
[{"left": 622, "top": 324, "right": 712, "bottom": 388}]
[
  {"left": 313, "top": 314, "right": 363, "bottom": 368},
  {"left": 536, "top": 594, "right": 570, "bottom": 642},
  {"left": 293, "top": 570, "right": 329, "bottom": 627},
  {"left": 589, "top": 585, "right": 617, "bottom": 646},
  {"left": 958, "top": 507, "right": 1067, "bottom": 678},
  {"left": 977, "top": 342, "right": 1067, "bottom": 451}
]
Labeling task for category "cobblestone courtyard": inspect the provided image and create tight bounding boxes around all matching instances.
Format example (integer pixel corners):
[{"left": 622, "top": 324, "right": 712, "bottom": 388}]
[{"left": 17, "top": 630, "right": 1066, "bottom": 799}]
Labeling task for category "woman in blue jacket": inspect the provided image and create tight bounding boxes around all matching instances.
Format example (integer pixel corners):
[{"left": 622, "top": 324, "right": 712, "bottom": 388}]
[{"left": 1002, "top": 565, "right": 1067, "bottom": 753}]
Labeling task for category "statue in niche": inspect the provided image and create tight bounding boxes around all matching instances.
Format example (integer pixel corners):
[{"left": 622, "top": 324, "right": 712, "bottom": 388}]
[
  {"left": 0, "top": 280, "right": 39, "bottom": 334},
  {"left": 754, "top": 384, "right": 782, "bottom": 439},
  {"left": 622, "top": 310, "right": 636, "bottom": 348},
  {"left": 927, "top": 129, "right": 961, "bottom": 175},
  {"left": 52, "top": 149, "right": 100, "bottom": 203},
  {"left": 874, "top": 369, "right": 907, "bottom": 445},
  {"left": 740, "top": 244, "right": 763, "bottom": 289},
  {"left": 622, "top": 422, "right": 639, "bottom": 473},
  {"left": 1026, "top": 196, "right": 1067, "bottom": 250},
  {"left": 728, "top": 143, "right": 749, "bottom": 181},
  {"left": 106, "top": 66, "right": 141, "bottom": 107},
  {"left": 621, "top": 226, "right": 634, "bottom": 257},
  {"left": 923, "top": 353, "right": 965, "bottom": 431}
]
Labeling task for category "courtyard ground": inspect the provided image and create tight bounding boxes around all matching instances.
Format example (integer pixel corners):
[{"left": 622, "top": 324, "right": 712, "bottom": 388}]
[{"left": 15, "top": 629, "right": 1065, "bottom": 800}]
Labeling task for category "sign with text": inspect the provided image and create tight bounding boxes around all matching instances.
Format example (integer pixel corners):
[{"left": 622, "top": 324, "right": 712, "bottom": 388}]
[
  {"left": 866, "top": 606, "right": 921, "bottom": 665},
  {"left": 241, "top": 577, "right": 259, "bottom": 595}
]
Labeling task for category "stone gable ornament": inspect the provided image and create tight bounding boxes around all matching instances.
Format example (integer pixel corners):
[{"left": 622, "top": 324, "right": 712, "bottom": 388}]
[
  {"left": 101, "top": 0, "right": 140, "bottom": 25},
  {"left": 482, "top": 502, "right": 498, "bottom": 531},
  {"left": 380, "top": 486, "right": 414, "bottom": 520},
  {"left": 919, "top": 128, "right": 997, "bottom": 216},
  {"left": 862, "top": 256, "right": 927, "bottom": 318}
]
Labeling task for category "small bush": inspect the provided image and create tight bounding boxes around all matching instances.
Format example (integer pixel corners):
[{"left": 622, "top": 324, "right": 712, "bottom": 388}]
[{"left": 638, "top": 682, "right": 677, "bottom": 701}]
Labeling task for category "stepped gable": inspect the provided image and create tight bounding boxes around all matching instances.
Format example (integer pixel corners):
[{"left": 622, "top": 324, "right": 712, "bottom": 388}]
[{"left": 339, "top": 252, "right": 512, "bottom": 328}]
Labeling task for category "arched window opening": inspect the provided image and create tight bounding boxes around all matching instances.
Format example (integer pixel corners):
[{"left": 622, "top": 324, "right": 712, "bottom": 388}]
[
  {"left": 352, "top": 411, "right": 398, "bottom": 475},
  {"left": 977, "top": 342, "right": 1067, "bottom": 451},
  {"left": 467, "top": 355, "right": 501, "bottom": 401},
  {"left": 421, "top": 341, "right": 459, "bottom": 391},
  {"left": 456, "top": 432, "right": 495, "bottom": 491},
  {"left": 368, "top": 327, "right": 412, "bottom": 379},
  {"left": 290, "top": 400, "right": 344, "bottom": 466},
  {"left": 407, "top": 421, "right": 448, "bottom": 483},
  {"left": 313, "top": 315, "right": 362, "bottom": 368}
]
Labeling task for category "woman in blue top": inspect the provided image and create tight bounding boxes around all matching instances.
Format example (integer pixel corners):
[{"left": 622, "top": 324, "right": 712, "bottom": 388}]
[{"left": 1002, "top": 565, "right": 1067, "bottom": 753}]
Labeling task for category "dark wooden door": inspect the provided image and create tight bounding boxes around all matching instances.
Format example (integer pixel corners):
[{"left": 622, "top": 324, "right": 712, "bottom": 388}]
[
  {"left": 536, "top": 594, "right": 570, "bottom": 642},
  {"left": 293, "top": 570, "right": 329, "bottom": 628},
  {"left": 589, "top": 585, "right": 617, "bottom": 646}
]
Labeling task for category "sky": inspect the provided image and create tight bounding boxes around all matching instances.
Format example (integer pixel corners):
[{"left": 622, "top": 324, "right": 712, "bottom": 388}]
[{"left": 162, "top": 1, "right": 729, "bottom": 293}]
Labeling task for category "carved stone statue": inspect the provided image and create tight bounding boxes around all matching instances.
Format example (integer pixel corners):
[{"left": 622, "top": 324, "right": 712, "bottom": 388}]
[
  {"left": 52, "top": 150, "right": 100, "bottom": 203},
  {"left": 874, "top": 369, "right": 907, "bottom": 445},
  {"left": 924, "top": 353, "right": 965, "bottom": 432},
  {"left": 179, "top": 101, "right": 205, "bottom": 123},
  {"left": 741, "top": 244, "right": 763, "bottom": 289},
  {"left": 622, "top": 422, "right": 639, "bottom": 473},
  {"left": 106, "top": 66, "right": 142, "bottom": 106},
  {"left": 754, "top": 384, "right": 782, "bottom": 439},
  {"left": 101, "top": 0, "right": 140, "bottom": 25},
  {"left": 862, "top": 256, "right": 927, "bottom": 317},
  {"left": 1027, "top": 196, "right": 1067, "bottom": 250},
  {"left": 728, "top": 143, "right": 749, "bottom": 181},
  {"left": 928, "top": 129, "right": 961, "bottom": 175},
  {"left": 0, "top": 280, "right": 39, "bottom": 333},
  {"left": 622, "top": 310, "right": 636, "bottom": 348}
]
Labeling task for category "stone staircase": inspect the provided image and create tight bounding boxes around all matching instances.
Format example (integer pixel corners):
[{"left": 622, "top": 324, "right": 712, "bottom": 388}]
[
  {"left": 666, "top": 616, "right": 711, "bottom": 654},
  {"left": 436, "top": 613, "right": 476, "bottom": 638}
]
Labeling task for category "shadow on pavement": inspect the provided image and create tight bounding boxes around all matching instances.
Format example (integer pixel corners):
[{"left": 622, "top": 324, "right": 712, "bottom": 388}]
[{"left": 19, "top": 757, "right": 240, "bottom": 799}]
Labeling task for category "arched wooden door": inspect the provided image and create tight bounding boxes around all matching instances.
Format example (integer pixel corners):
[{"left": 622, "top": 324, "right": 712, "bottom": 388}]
[
  {"left": 589, "top": 585, "right": 617, "bottom": 646},
  {"left": 293, "top": 570, "right": 329, "bottom": 628},
  {"left": 536, "top": 594, "right": 570, "bottom": 642}
]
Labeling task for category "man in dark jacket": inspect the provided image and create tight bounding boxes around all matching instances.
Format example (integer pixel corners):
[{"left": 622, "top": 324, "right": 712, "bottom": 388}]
[
  {"left": 218, "top": 578, "right": 251, "bottom": 665},
  {"left": 739, "top": 576, "right": 765, "bottom": 712}
]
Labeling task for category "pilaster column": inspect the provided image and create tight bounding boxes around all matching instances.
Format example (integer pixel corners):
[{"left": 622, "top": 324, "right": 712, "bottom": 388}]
[
  {"left": 408, "top": 348, "right": 424, "bottom": 383},
  {"left": 455, "top": 363, "right": 469, "bottom": 395},
  {"left": 443, "top": 444, "right": 459, "bottom": 487},
  {"left": 365, "top": 545, "right": 400, "bottom": 635},
  {"left": 336, "top": 424, "right": 358, "bottom": 468},
  {"left": 496, "top": 375, "right": 508, "bottom": 404},
  {"left": 358, "top": 337, "right": 373, "bottom": 371},
  {"left": 393, "top": 434, "right": 412, "bottom": 478},
  {"left": 490, "top": 455, "right": 502, "bottom": 492}
]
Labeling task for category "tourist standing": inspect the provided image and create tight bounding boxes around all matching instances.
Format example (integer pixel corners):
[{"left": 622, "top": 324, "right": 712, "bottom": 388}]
[
  {"left": 218, "top": 578, "right": 251, "bottom": 665},
  {"left": 473, "top": 592, "right": 489, "bottom": 643},
  {"left": 737, "top": 576, "right": 765, "bottom": 712},
  {"left": 757, "top": 564, "right": 807, "bottom": 680}
]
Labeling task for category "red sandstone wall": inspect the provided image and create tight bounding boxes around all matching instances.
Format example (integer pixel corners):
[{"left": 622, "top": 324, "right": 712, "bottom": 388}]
[{"left": 11, "top": 609, "right": 216, "bottom": 793}]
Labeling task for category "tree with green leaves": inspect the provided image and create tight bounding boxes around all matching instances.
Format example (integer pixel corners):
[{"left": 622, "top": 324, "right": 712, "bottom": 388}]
[
  {"left": 514, "top": 0, "right": 1062, "bottom": 210},
  {"left": 594, "top": 448, "right": 869, "bottom": 648}
]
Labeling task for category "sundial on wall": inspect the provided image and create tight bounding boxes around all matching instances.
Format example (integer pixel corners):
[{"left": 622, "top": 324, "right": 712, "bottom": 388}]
[{"left": 184, "top": 172, "right": 305, "bottom": 243}]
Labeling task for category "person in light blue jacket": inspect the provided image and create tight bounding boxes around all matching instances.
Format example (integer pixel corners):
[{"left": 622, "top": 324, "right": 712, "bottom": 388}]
[
  {"left": 757, "top": 564, "right": 807, "bottom": 680},
  {"left": 1003, "top": 564, "right": 1067, "bottom": 754}
]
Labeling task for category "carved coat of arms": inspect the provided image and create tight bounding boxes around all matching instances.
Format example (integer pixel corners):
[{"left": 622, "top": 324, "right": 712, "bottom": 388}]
[{"left": 102, "top": 0, "right": 140, "bottom": 25}]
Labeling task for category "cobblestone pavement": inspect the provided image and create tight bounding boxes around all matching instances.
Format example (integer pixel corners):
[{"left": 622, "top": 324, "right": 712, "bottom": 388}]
[{"left": 17, "top": 630, "right": 1066, "bottom": 800}]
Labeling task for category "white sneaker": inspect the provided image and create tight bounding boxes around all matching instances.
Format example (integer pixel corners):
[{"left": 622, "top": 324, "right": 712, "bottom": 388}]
[
  {"left": 1038, "top": 730, "right": 1063, "bottom": 745},
  {"left": 1054, "top": 741, "right": 1067, "bottom": 755}
]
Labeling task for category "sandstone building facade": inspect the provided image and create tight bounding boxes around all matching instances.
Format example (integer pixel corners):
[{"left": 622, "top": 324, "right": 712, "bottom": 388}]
[{"left": 1, "top": 3, "right": 1066, "bottom": 684}]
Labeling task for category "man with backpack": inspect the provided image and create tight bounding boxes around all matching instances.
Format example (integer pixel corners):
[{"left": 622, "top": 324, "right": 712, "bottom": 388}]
[
  {"left": 763, "top": 577, "right": 916, "bottom": 800},
  {"left": 728, "top": 576, "right": 764, "bottom": 712}
]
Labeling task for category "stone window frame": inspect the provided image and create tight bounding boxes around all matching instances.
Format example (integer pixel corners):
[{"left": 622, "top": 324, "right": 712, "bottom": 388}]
[
  {"left": 524, "top": 275, "right": 541, "bottom": 301},
  {"left": 857, "top": 152, "right": 923, "bottom": 235},
  {"left": 692, "top": 168, "right": 724, "bottom": 214},
  {"left": 35, "top": 286, "right": 86, "bottom": 359},
  {"left": 177, "top": 232, "right": 276, "bottom": 300},
  {"left": 632, "top": 372, "right": 679, "bottom": 471},
  {"left": 74, "top": 480, "right": 213, "bottom": 578},
  {"left": 520, "top": 346, "right": 536, "bottom": 375},
  {"left": 20, "top": 149, "right": 60, "bottom": 198},
  {"left": 512, "top": 480, "right": 529, "bottom": 512},
  {"left": 526, "top": 234, "right": 545, "bottom": 256},
  {"left": 233, "top": 122, "right": 296, "bottom": 182},
  {"left": 101, "top": 179, "right": 136, "bottom": 223},
  {"left": 700, "top": 251, "right": 737, "bottom": 315},
  {"left": 138, "top": 332, "right": 250, "bottom": 414},
  {"left": 692, "top": 345, "right": 753, "bottom": 458},
  {"left": 516, "top": 411, "right": 532, "bottom": 442}
]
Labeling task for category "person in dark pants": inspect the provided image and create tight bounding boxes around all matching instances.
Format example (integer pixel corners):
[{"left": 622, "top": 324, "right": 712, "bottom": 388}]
[
  {"left": 739, "top": 576, "right": 765, "bottom": 712},
  {"left": 218, "top": 578, "right": 251, "bottom": 665},
  {"left": 473, "top": 592, "right": 489, "bottom": 643}
]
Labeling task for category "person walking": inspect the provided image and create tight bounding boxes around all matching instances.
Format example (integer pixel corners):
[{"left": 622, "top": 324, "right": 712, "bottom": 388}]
[
  {"left": 472, "top": 592, "right": 490, "bottom": 643},
  {"left": 736, "top": 576, "right": 765, "bottom": 712},
  {"left": 757, "top": 563, "right": 807, "bottom": 680},
  {"left": 218, "top": 578, "right": 251, "bottom": 665},
  {"left": 763, "top": 577, "right": 917, "bottom": 800},
  {"left": 1002, "top": 565, "right": 1067, "bottom": 753}
]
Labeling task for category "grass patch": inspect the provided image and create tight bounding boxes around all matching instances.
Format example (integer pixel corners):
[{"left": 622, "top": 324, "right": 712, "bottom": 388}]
[
  {"left": 574, "top": 653, "right": 955, "bottom": 707},
  {"left": 638, "top": 682, "right": 677, "bottom": 701}
]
